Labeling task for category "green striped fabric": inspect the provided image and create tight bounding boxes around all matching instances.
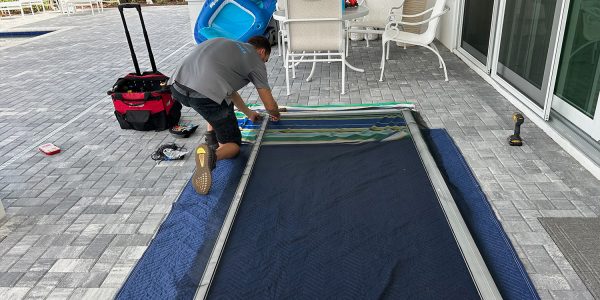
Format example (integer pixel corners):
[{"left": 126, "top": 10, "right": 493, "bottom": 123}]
[{"left": 237, "top": 104, "right": 414, "bottom": 144}]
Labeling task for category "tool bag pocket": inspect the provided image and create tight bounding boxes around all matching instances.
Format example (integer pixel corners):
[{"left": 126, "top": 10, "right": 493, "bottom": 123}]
[{"left": 114, "top": 110, "right": 152, "bottom": 131}]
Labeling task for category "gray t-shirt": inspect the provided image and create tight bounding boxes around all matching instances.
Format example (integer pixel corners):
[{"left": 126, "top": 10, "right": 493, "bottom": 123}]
[{"left": 168, "top": 38, "right": 270, "bottom": 105}]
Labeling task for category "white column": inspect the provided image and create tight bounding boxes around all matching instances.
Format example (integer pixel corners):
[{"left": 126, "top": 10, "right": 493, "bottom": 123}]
[{"left": 186, "top": 0, "right": 205, "bottom": 43}]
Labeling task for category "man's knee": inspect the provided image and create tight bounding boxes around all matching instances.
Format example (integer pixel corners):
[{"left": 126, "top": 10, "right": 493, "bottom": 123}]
[
  {"left": 222, "top": 142, "right": 240, "bottom": 153},
  {"left": 216, "top": 142, "right": 240, "bottom": 160}
]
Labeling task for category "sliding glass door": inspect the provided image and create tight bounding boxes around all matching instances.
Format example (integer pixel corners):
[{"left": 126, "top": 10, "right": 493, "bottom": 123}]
[
  {"left": 552, "top": 0, "right": 600, "bottom": 140},
  {"left": 459, "top": 0, "right": 496, "bottom": 70},
  {"left": 458, "top": 0, "right": 599, "bottom": 139},
  {"left": 495, "top": 0, "right": 562, "bottom": 113}
]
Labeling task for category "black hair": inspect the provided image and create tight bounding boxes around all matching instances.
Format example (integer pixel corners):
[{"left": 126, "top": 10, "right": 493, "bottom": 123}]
[{"left": 248, "top": 36, "right": 271, "bottom": 55}]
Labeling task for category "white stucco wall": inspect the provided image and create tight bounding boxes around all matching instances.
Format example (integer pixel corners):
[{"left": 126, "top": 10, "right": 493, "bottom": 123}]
[
  {"left": 186, "top": 0, "right": 205, "bottom": 43},
  {"left": 436, "top": 0, "right": 460, "bottom": 51}
]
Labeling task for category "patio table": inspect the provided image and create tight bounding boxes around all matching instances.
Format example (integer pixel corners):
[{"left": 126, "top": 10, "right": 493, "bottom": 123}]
[
  {"left": 273, "top": 5, "right": 370, "bottom": 80},
  {"left": 273, "top": 5, "right": 369, "bottom": 22}
]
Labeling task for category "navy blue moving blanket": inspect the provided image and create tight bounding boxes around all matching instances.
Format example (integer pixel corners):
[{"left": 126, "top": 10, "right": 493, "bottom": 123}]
[{"left": 208, "top": 139, "right": 480, "bottom": 299}]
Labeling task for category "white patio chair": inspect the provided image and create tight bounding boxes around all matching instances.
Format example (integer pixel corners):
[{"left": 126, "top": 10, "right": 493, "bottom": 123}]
[
  {"left": 21, "top": 0, "right": 45, "bottom": 13},
  {"left": 283, "top": 0, "right": 346, "bottom": 95},
  {"left": 63, "top": 0, "right": 102, "bottom": 15},
  {"left": 0, "top": 0, "right": 25, "bottom": 17},
  {"left": 379, "top": 0, "right": 449, "bottom": 82},
  {"left": 346, "top": 0, "right": 404, "bottom": 49}
]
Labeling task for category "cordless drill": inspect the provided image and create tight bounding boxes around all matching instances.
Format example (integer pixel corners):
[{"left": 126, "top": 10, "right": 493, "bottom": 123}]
[{"left": 508, "top": 113, "right": 524, "bottom": 146}]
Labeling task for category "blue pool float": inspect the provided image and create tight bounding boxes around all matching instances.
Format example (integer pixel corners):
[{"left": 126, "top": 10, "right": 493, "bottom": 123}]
[{"left": 194, "top": 0, "right": 277, "bottom": 44}]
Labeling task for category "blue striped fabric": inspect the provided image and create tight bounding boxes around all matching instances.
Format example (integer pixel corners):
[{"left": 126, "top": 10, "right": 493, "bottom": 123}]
[
  {"left": 238, "top": 116, "right": 407, "bottom": 129},
  {"left": 238, "top": 114, "right": 409, "bottom": 144}
]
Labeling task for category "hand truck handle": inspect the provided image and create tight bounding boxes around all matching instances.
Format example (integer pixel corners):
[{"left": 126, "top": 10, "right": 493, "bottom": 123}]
[{"left": 118, "top": 4, "right": 158, "bottom": 75}]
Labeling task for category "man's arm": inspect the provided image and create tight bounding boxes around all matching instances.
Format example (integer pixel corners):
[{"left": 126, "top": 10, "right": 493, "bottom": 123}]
[
  {"left": 230, "top": 92, "right": 261, "bottom": 122},
  {"left": 256, "top": 88, "right": 280, "bottom": 120}
]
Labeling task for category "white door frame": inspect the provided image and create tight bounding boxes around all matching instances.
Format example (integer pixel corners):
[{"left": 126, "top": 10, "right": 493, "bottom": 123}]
[
  {"left": 553, "top": 93, "right": 600, "bottom": 141},
  {"left": 456, "top": 0, "right": 599, "bottom": 139},
  {"left": 488, "top": 0, "right": 568, "bottom": 121},
  {"left": 455, "top": 0, "right": 500, "bottom": 74},
  {"left": 549, "top": 0, "right": 600, "bottom": 141},
  {"left": 453, "top": 0, "right": 600, "bottom": 179}
]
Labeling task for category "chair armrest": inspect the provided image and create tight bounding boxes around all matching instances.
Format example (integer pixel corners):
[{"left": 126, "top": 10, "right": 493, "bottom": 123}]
[
  {"left": 389, "top": 2, "right": 405, "bottom": 14},
  {"left": 385, "top": 6, "right": 449, "bottom": 29},
  {"left": 386, "top": 1, "right": 405, "bottom": 21},
  {"left": 393, "top": 6, "right": 434, "bottom": 18}
]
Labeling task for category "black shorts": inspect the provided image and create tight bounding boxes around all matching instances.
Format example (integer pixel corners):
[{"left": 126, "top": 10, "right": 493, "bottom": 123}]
[{"left": 171, "top": 86, "right": 242, "bottom": 145}]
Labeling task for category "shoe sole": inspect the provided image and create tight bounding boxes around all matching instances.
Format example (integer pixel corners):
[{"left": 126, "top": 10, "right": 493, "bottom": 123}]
[{"left": 192, "top": 144, "right": 213, "bottom": 195}]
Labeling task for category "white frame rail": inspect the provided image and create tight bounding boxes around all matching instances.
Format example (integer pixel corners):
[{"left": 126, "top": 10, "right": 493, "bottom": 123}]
[
  {"left": 194, "top": 116, "right": 269, "bottom": 300},
  {"left": 403, "top": 110, "right": 501, "bottom": 299}
]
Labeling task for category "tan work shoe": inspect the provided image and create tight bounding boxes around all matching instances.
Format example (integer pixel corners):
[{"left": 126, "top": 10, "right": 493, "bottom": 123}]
[{"left": 192, "top": 144, "right": 216, "bottom": 195}]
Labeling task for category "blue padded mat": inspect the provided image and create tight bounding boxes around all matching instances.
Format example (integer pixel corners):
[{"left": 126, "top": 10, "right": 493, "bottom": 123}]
[
  {"left": 423, "top": 129, "right": 539, "bottom": 300},
  {"left": 116, "top": 147, "right": 250, "bottom": 300},
  {"left": 117, "top": 130, "right": 538, "bottom": 300}
]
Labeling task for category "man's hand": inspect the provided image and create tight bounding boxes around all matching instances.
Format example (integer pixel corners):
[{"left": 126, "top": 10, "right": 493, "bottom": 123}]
[
  {"left": 268, "top": 109, "right": 281, "bottom": 121},
  {"left": 247, "top": 111, "right": 263, "bottom": 123},
  {"left": 257, "top": 88, "right": 281, "bottom": 121}
]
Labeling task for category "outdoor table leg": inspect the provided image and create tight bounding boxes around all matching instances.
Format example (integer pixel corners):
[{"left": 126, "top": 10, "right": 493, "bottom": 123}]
[{"left": 343, "top": 21, "right": 365, "bottom": 73}]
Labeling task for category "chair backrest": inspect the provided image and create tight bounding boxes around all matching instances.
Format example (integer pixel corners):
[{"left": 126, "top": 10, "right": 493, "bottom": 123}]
[
  {"left": 284, "top": 0, "right": 343, "bottom": 52},
  {"left": 359, "top": 0, "right": 402, "bottom": 27},
  {"left": 422, "top": 0, "right": 446, "bottom": 44}
]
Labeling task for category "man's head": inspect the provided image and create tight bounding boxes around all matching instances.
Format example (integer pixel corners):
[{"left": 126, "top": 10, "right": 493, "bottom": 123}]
[{"left": 248, "top": 36, "right": 271, "bottom": 63}]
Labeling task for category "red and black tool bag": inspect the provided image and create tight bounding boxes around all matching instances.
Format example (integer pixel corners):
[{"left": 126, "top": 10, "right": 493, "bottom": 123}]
[
  {"left": 109, "top": 73, "right": 181, "bottom": 131},
  {"left": 109, "top": 4, "right": 181, "bottom": 131}
]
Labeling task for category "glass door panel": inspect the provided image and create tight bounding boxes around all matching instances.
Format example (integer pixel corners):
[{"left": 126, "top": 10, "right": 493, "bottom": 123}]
[
  {"left": 552, "top": 0, "right": 600, "bottom": 140},
  {"left": 497, "top": 0, "right": 560, "bottom": 108},
  {"left": 555, "top": 0, "right": 600, "bottom": 118},
  {"left": 460, "top": 0, "right": 495, "bottom": 65}
]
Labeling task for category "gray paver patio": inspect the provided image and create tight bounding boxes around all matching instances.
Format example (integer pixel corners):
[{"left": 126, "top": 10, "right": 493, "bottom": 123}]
[{"left": 1, "top": 5, "right": 599, "bottom": 299}]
